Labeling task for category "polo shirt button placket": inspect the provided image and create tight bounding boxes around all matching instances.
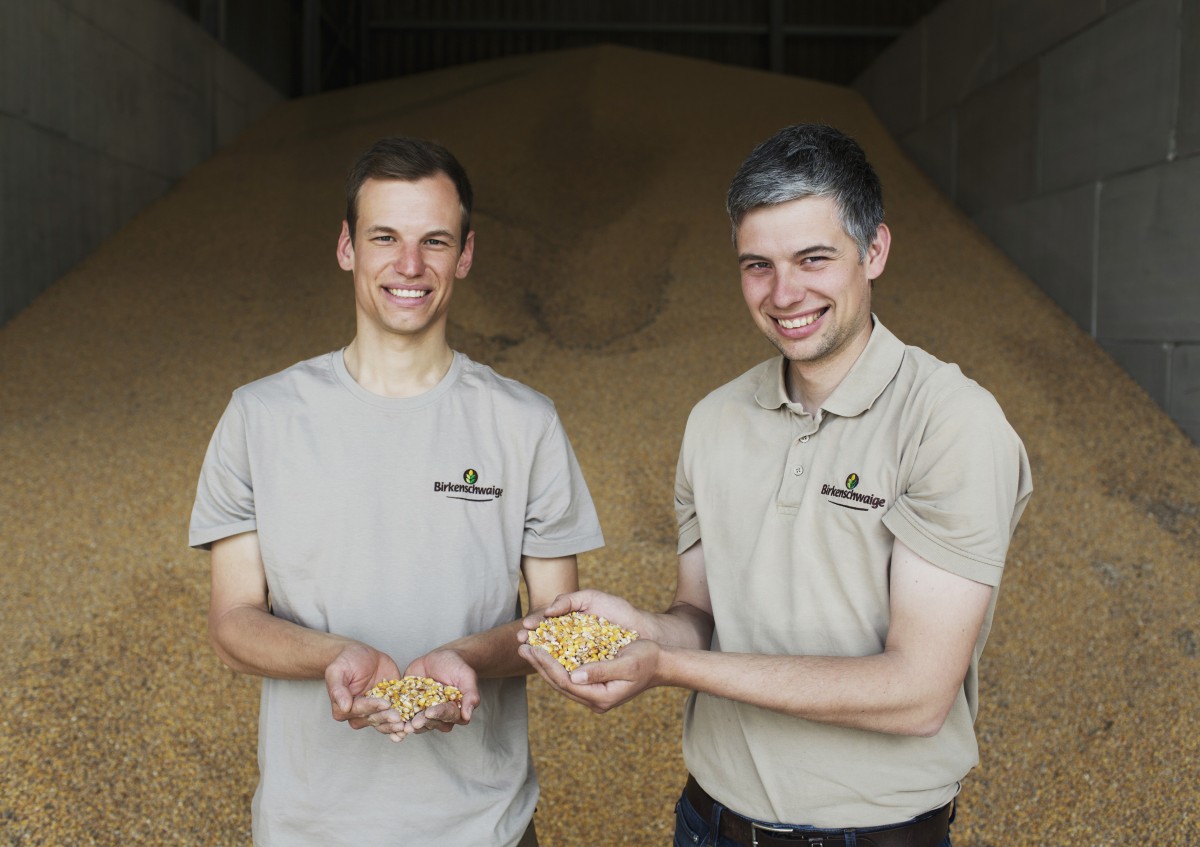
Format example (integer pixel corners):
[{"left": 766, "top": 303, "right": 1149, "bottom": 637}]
[
  {"left": 793, "top": 433, "right": 812, "bottom": 478},
  {"left": 778, "top": 425, "right": 815, "bottom": 509}
]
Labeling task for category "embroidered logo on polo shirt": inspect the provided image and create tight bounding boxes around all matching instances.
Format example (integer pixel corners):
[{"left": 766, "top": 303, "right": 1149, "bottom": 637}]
[
  {"left": 434, "top": 468, "right": 504, "bottom": 502},
  {"left": 822, "top": 472, "right": 886, "bottom": 511}
]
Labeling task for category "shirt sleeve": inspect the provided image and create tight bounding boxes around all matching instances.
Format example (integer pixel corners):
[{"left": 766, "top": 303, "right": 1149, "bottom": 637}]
[
  {"left": 521, "top": 412, "right": 604, "bottom": 558},
  {"left": 882, "top": 382, "right": 1033, "bottom": 586},
  {"left": 188, "top": 394, "right": 258, "bottom": 550},
  {"left": 674, "top": 409, "right": 702, "bottom": 555}
]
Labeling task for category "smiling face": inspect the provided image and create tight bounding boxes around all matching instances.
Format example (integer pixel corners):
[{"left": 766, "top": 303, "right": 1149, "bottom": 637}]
[
  {"left": 337, "top": 175, "right": 474, "bottom": 348},
  {"left": 737, "top": 195, "right": 889, "bottom": 381}
]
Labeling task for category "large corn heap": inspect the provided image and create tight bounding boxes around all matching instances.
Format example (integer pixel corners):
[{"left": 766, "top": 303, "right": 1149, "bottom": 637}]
[{"left": 1, "top": 46, "right": 1197, "bottom": 845}]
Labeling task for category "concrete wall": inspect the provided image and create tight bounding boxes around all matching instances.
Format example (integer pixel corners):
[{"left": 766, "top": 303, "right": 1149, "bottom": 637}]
[
  {"left": 856, "top": 0, "right": 1200, "bottom": 442},
  {"left": 0, "top": 0, "right": 282, "bottom": 326}
]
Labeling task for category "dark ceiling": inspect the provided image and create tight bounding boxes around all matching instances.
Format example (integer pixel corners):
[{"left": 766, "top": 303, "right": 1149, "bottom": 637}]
[{"left": 175, "top": 0, "right": 944, "bottom": 98}]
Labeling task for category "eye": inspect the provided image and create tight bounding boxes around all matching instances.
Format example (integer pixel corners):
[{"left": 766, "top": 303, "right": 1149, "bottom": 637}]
[
  {"left": 372, "top": 234, "right": 395, "bottom": 244},
  {"left": 742, "top": 261, "right": 771, "bottom": 272}
]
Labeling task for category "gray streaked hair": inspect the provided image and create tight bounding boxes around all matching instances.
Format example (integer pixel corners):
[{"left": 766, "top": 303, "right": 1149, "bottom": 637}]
[{"left": 726, "top": 124, "right": 884, "bottom": 259}]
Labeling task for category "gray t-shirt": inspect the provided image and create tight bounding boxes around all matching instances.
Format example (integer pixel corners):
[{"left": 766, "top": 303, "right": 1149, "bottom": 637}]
[{"left": 190, "top": 349, "right": 604, "bottom": 846}]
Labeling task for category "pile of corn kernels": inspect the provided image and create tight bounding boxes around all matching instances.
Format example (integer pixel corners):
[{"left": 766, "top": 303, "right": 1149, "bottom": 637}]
[
  {"left": 528, "top": 611, "right": 639, "bottom": 671},
  {"left": 366, "top": 676, "right": 463, "bottom": 721}
]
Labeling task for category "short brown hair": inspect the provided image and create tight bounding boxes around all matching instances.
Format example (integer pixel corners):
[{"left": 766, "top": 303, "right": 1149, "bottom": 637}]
[{"left": 344, "top": 137, "right": 473, "bottom": 243}]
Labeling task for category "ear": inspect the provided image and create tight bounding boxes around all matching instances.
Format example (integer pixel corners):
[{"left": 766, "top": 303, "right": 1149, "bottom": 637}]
[
  {"left": 865, "top": 223, "right": 891, "bottom": 281},
  {"left": 336, "top": 221, "right": 355, "bottom": 271},
  {"left": 455, "top": 230, "right": 475, "bottom": 279}
]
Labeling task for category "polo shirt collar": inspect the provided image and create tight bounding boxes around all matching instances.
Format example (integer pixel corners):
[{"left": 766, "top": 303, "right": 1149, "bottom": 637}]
[{"left": 753, "top": 316, "right": 905, "bottom": 418}]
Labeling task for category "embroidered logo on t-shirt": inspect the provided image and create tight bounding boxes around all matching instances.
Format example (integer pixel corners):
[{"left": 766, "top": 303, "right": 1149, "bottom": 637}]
[
  {"left": 822, "top": 472, "right": 886, "bottom": 511},
  {"left": 434, "top": 468, "right": 504, "bottom": 502}
]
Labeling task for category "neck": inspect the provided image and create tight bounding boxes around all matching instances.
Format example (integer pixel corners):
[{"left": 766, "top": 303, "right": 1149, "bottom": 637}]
[
  {"left": 784, "top": 322, "right": 873, "bottom": 415},
  {"left": 784, "top": 362, "right": 838, "bottom": 417},
  {"left": 343, "top": 331, "right": 454, "bottom": 399}
]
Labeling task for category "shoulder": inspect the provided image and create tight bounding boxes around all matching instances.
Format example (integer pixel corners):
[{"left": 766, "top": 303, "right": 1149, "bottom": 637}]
[
  {"left": 677, "top": 359, "right": 778, "bottom": 461},
  {"left": 230, "top": 351, "right": 339, "bottom": 414},
  {"left": 895, "top": 345, "right": 1009, "bottom": 427},
  {"left": 888, "top": 345, "right": 1027, "bottom": 476},
  {"left": 689, "top": 358, "right": 776, "bottom": 419},
  {"left": 456, "top": 354, "right": 558, "bottom": 422}
]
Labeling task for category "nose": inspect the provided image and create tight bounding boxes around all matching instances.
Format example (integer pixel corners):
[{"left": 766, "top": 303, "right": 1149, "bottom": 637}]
[
  {"left": 770, "top": 266, "right": 807, "bottom": 309},
  {"left": 394, "top": 245, "right": 425, "bottom": 278}
]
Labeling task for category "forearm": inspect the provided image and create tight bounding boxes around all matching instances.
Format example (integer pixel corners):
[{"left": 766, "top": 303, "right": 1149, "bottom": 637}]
[
  {"left": 640, "top": 540, "right": 984, "bottom": 735},
  {"left": 657, "top": 646, "right": 949, "bottom": 736},
  {"left": 438, "top": 619, "right": 532, "bottom": 679},
  {"left": 642, "top": 601, "right": 714, "bottom": 652},
  {"left": 210, "top": 604, "right": 356, "bottom": 680}
]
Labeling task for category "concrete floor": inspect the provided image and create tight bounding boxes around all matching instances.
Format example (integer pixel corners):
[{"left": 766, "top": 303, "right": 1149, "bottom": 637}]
[{"left": 1, "top": 46, "right": 1197, "bottom": 845}]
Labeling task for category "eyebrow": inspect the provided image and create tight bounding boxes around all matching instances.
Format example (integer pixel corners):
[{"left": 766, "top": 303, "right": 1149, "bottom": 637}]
[
  {"left": 364, "top": 224, "right": 458, "bottom": 244},
  {"left": 737, "top": 244, "right": 837, "bottom": 263},
  {"left": 793, "top": 244, "right": 838, "bottom": 257}
]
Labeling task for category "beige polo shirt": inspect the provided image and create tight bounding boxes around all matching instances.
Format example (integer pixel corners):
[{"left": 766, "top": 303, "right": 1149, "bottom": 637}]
[{"left": 675, "top": 318, "right": 1032, "bottom": 828}]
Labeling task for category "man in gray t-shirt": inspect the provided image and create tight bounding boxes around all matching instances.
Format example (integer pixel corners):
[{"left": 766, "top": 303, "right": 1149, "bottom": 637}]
[{"left": 190, "top": 137, "right": 603, "bottom": 847}]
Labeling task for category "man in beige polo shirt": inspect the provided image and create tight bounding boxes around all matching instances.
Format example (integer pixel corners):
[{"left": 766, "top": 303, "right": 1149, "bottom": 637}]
[{"left": 520, "top": 124, "right": 1032, "bottom": 846}]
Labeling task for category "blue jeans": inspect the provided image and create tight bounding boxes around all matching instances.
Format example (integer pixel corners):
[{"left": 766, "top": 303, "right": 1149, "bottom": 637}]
[{"left": 672, "top": 789, "right": 953, "bottom": 847}]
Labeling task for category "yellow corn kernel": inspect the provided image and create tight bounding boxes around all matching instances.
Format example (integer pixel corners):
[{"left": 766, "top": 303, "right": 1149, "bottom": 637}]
[
  {"left": 366, "top": 676, "right": 464, "bottom": 722},
  {"left": 527, "top": 611, "right": 639, "bottom": 671}
]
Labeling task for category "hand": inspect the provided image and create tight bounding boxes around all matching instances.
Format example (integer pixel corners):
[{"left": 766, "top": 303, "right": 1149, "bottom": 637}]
[
  {"left": 401, "top": 648, "right": 480, "bottom": 736},
  {"left": 519, "top": 630, "right": 662, "bottom": 714},
  {"left": 518, "top": 589, "right": 659, "bottom": 713},
  {"left": 518, "top": 589, "right": 649, "bottom": 645},
  {"left": 325, "top": 642, "right": 405, "bottom": 737}
]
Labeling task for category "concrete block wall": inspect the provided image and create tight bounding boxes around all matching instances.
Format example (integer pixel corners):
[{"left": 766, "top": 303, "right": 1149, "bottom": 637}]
[
  {"left": 856, "top": 0, "right": 1200, "bottom": 442},
  {"left": 0, "top": 0, "right": 282, "bottom": 326}
]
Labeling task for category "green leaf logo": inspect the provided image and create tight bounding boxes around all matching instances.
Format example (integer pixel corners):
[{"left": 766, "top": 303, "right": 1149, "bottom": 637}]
[
  {"left": 463, "top": 469, "right": 479, "bottom": 486},
  {"left": 846, "top": 473, "right": 859, "bottom": 490}
]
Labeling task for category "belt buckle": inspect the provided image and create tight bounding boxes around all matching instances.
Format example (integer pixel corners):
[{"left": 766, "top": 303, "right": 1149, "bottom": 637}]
[{"left": 750, "top": 820, "right": 796, "bottom": 846}]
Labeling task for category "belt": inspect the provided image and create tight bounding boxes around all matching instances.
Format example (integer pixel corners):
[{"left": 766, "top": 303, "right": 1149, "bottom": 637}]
[{"left": 683, "top": 775, "right": 953, "bottom": 847}]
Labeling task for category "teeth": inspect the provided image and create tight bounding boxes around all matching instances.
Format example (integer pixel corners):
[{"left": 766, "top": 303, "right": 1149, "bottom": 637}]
[
  {"left": 778, "top": 311, "right": 823, "bottom": 329},
  {"left": 386, "top": 288, "right": 427, "bottom": 298}
]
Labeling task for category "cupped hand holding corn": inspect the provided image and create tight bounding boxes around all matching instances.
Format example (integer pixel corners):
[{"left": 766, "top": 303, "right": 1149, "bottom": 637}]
[
  {"left": 397, "top": 646, "right": 480, "bottom": 735},
  {"left": 520, "top": 590, "right": 664, "bottom": 714},
  {"left": 366, "top": 676, "right": 464, "bottom": 722},
  {"left": 526, "top": 611, "right": 640, "bottom": 672}
]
